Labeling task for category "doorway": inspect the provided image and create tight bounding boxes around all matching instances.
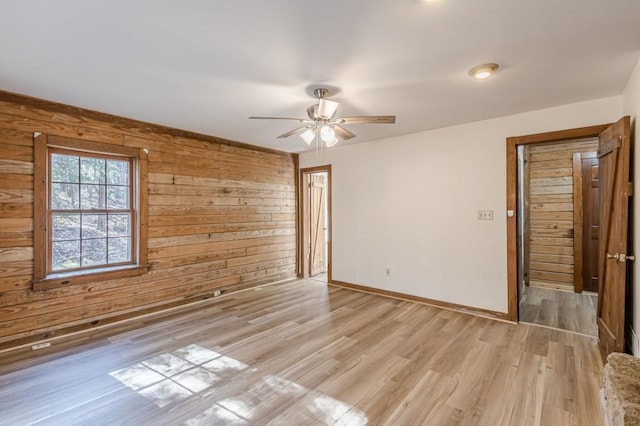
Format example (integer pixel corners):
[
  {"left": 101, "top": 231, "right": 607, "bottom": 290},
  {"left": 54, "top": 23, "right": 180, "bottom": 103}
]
[
  {"left": 506, "top": 118, "right": 633, "bottom": 358},
  {"left": 299, "top": 165, "right": 331, "bottom": 283},
  {"left": 516, "top": 138, "right": 600, "bottom": 336}
]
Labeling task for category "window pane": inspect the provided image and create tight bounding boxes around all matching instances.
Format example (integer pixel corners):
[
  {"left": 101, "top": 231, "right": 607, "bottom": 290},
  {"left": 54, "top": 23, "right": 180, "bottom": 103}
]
[
  {"left": 81, "top": 184, "right": 106, "bottom": 209},
  {"left": 52, "top": 213, "right": 80, "bottom": 241},
  {"left": 108, "top": 214, "right": 131, "bottom": 237},
  {"left": 52, "top": 240, "right": 80, "bottom": 271},
  {"left": 82, "top": 238, "right": 107, "bottom": 266},
  {"left": 107, "top": 186, "right": 129, "bottom": 209},
  {"left": 80, "top": 157, "right": 106, "bottom": 184},
  {"left": 107, "top": 160, "right": 129, "bottom": 185},
  {"left": 82, "top": 214, "right": 107, "bottom": 239},
  {"left": 51, "top": 183, "right": 79, "bottom": 209},
  {"left": 108, "top": 237, "right": 131, "bottom": 264},
  {"left": 51, "top": 154, "right": 79, "bottom": 183}
]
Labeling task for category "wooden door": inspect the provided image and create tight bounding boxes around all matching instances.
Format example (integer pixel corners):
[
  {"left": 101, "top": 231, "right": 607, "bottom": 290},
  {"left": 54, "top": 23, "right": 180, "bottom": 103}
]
[
  {"left": 309, "top": 174, "right": 326, "bottom": 276},
  {"left": 597, "top": 116, "right": 632, "bottom": 357},
  {"left": 581, "top": 154, "right": 600, "bottom": 293}
]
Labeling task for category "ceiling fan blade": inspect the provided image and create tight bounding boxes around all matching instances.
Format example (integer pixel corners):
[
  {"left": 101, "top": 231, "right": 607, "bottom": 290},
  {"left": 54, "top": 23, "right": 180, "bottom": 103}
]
[
  {"left": 337, "top": 116, "right": 396, "bottom": 124},
  {"left": 249, "top": 116, "right": 314, "bottom": 124},
  {"left": 333, "top": 125, "right": 356, "bottom": 140},
  {"left": 276, "top": 126, "right": 310, "bottom": 139}
]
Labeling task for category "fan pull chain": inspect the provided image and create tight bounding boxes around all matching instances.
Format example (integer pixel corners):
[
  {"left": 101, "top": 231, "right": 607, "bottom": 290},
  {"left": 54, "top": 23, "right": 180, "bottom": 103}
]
[{"left": 315, "top": 129, "right": 324, "bottom": 159}]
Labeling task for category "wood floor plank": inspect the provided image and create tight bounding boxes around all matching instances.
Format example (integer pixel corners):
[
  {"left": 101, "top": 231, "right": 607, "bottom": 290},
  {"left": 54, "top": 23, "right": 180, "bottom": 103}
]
[
  {"left": 0, "top": 279, "right": 604, "bottom": 425},
  {"left": 519, "top": 285, "right": 598, "bottom": 336}
]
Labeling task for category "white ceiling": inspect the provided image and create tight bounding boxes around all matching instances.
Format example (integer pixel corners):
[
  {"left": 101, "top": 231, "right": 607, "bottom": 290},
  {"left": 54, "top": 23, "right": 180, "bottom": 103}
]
[{"left": 1, "top": 1, "right": 639, "bottom": 153}]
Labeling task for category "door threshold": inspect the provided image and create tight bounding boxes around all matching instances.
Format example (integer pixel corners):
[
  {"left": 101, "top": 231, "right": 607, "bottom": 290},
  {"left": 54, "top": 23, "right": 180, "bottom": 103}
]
[{"left": 518, "top": 320, "right": 598, "bottom": 339}]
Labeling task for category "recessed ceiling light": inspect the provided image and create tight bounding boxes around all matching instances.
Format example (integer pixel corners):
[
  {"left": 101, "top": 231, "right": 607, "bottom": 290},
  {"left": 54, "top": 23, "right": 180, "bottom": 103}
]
[{"left": 469, "top": 63, "right": 499, "bottom": 79}]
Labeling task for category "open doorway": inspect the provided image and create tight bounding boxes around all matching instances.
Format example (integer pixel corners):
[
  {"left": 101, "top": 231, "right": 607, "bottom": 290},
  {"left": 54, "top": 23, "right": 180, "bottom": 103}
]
[
  {"left": 299, "top": 165, "right": 331, "bottom": 283},
  {"left": 507, "top": 118, "right": 632, "bottom": 357},
  {"left": 516, "top": 138, "right": 600, "bottom": 336}
]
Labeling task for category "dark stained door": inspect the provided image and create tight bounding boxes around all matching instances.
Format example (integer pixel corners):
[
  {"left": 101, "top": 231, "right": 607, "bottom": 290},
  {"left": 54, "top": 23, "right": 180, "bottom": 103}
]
[
  {"left": 581, "top": 154, "right": 600, "bottom": 293},
  {"left": 597, "top": 116, "right": 632, "bottom": 357}
]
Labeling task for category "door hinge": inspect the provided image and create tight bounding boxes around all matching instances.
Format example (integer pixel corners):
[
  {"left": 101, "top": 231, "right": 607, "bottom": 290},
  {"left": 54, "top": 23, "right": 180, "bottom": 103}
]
[{"left": 628, "top": 182, "right": 634, "bottom": 197}]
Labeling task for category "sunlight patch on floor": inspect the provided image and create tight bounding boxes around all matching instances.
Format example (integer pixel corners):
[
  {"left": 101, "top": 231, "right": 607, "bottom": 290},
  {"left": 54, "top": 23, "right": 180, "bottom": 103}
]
[
  {"left": 109, "top": 343, "right": 247, "bottom": 408},
  {"left": 109, "top": 343, "right": 367, "bottom": 424}
]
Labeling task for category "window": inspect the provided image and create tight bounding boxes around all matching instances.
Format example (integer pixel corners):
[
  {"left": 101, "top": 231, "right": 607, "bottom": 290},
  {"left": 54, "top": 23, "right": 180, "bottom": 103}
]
[{"left": 33, "top": 134, "right": 148, "bottom": 290}]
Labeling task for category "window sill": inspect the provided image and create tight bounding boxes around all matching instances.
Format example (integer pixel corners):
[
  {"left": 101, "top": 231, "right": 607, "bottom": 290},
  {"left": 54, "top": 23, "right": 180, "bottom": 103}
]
[{"left": 32, "top": 264, "right": 150, "bottom": 291}]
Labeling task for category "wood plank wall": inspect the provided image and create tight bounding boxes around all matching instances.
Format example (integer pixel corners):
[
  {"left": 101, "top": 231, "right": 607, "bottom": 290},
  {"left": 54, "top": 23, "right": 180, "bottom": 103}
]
[
  {"left": 526, "top": 139, "right": 598, "bottom": 291},
  {"left": 0, "top": 92, "right": 298, "bottom": 349}
]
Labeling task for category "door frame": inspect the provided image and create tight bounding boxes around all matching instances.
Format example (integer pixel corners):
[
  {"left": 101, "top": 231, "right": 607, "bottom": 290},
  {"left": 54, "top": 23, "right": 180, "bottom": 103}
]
[
  {"left": 506, "top": 124, "right": 610, "bottom": 321},
  {"left": 298, "top": 165, "right": 332, "bottom": 281}
]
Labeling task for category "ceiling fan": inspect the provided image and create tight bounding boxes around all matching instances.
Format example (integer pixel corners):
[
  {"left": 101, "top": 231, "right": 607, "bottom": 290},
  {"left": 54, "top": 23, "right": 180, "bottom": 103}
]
[{"left": 249, "top": 88, "right": 396, "bottom": 148}]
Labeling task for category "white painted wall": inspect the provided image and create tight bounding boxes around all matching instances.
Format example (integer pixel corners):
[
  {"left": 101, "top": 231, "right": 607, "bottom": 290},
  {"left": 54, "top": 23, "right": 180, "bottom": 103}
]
[
  {"left": 623, "top": 57, "right": 640, "bottom": 355},
  {"left": 300, "top": 96, "right": 623, "bottom": 313}
]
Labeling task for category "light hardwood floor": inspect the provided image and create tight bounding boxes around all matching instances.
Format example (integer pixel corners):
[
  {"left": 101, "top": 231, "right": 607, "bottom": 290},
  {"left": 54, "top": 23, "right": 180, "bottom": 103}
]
[
  {"left": 311, "top": 272, "right": 328, "bottom": 283},
  {"left": 519, "top": 286, "right": 598, "bottom": 336},
  {"left": 0, "top": 279, "right": 604, "bottom": 425}
]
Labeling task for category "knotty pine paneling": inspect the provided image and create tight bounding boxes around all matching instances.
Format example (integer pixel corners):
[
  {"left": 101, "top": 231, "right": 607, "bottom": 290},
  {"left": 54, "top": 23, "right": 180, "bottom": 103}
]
[
  {"left": 0, "top": 92, "right": 298, "bottom": 349},
  {"left": 525, "top": 139, "right": 597, "bottom": 291}
]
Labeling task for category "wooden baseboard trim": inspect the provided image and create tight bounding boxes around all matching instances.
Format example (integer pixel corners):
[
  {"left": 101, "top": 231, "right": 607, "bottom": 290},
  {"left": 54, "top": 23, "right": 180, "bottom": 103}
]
[
  {"left": 0, "top": 277, "right": 298, "bottom": 367},
  {"left": 329, "top": 280, "right": 511, "bottom": 322}
]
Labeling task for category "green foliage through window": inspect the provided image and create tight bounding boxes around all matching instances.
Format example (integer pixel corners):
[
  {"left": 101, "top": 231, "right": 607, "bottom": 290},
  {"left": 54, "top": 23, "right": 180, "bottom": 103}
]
[{"left": 50, "top": 152, "right": 133, "bottom": 272}]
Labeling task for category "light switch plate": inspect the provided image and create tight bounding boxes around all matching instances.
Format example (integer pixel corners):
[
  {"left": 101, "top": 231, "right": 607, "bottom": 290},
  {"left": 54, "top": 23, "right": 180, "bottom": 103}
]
[{"left": 478, "top": 210, "right": 494, "bottom": 220}]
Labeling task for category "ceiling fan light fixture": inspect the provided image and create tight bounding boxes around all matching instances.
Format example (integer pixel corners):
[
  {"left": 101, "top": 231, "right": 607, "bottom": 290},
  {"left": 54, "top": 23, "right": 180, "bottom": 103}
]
[
  {"left": 325, "top": 137, "right": 339, "bottom": 148},
  {"left": 325, "top": 138, "right": 339, "bottom": 148},
  {"left": 300, "top": 128, "right": 316, "bottom": 145},
  {"left": 317, "top": 98, "right": 340, "bottom": 119},
  {"left": 249, "top": 86, "right": 396, "bottom": 151},
  {"left": 469, "top": 63, "right": 499, "bottom": 79},
  {"left": 320, "top": 125, "right": 336, "bottom": 143}
]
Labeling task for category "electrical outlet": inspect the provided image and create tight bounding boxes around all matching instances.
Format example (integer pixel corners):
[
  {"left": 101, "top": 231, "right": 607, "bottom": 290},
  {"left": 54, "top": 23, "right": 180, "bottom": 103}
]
[
  {"left": 477, "top": 210, "right": 494, "bottom": 220},
  {"left": 213, "top": 290, "right": 222, "bottom": 297},
  {"left": 32, "top": 342, "right": 51, "bottom": 350},
  {"left": 385, "top": 267, "right": 391, "bottom": 277}
]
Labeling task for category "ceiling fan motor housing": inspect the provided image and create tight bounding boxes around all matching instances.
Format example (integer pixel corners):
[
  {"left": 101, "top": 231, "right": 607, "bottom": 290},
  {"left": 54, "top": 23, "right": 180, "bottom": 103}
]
[{"left": 307, "top": 104, "right": 320, "bottom": 121}]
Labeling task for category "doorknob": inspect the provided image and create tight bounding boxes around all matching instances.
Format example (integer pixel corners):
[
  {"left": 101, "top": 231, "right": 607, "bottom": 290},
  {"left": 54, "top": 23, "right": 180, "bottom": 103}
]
[{"left": 607, "top": 253, "right": 636, "bottom": 263}]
